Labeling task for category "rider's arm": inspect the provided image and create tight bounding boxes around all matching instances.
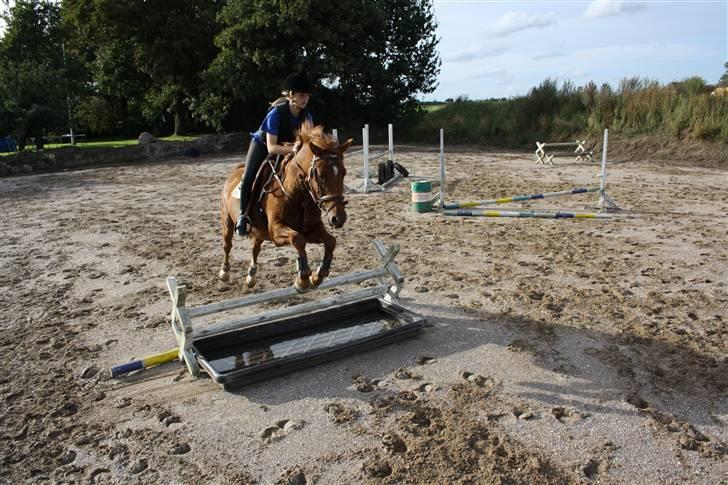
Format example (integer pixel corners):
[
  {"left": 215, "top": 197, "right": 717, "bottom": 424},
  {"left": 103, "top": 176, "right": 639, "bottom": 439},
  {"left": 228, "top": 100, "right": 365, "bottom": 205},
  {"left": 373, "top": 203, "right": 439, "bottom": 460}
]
[{"left": 266, "top": 133, "right": 295, "bottom": 156}]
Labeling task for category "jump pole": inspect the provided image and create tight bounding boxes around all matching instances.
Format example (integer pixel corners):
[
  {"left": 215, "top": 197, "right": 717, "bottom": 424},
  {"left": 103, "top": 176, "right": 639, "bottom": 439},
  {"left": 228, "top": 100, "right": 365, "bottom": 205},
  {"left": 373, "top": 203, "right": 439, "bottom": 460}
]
[
  {"left": 110, "top": 240, "right": 407, "bottom": 379},
  {"left": 443, "top": 209, "right": 618, "bottom": 219},
  {"left": 443, "top": 187, "right": 600, "bottom": 210}
]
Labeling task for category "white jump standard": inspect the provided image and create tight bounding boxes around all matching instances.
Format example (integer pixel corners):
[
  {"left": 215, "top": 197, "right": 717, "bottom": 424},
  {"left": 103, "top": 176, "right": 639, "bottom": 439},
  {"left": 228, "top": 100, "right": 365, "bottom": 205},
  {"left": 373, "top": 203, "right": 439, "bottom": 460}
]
[
  {"left": 334, "top": 124, "right": 397, "bottom": 193},
  {"left": 535, "top": 139, "right": 593, "bottom": 165}
]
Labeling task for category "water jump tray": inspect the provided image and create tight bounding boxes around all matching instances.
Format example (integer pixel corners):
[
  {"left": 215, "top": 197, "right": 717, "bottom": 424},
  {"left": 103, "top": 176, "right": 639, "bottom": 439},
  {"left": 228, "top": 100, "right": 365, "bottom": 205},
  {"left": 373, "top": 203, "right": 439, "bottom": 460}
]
[{"left": 194, "top": 297, "right": 424, "bottom": 389}]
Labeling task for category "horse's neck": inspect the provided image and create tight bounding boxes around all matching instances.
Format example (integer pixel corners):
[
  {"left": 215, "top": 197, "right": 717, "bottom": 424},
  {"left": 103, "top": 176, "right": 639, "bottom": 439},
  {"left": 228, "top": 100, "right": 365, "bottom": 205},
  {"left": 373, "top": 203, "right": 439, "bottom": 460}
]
[{"left": 282, "top": 151, "right": 310, "bottom": 199}]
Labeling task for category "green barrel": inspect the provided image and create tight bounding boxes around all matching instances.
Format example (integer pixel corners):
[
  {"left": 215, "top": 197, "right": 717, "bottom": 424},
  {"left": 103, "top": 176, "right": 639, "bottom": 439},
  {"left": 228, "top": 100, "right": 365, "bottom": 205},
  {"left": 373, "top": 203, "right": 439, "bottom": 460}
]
[{"left": 411, "top": 180, "right": 433, "bottom": 213}]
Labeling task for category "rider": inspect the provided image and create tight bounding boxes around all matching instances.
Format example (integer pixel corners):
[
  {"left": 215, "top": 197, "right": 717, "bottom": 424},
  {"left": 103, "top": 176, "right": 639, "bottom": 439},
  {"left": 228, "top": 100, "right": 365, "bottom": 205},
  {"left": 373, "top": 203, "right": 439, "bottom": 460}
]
[{"left": 236, "top": 72, "right": 314, "bottom": 236}]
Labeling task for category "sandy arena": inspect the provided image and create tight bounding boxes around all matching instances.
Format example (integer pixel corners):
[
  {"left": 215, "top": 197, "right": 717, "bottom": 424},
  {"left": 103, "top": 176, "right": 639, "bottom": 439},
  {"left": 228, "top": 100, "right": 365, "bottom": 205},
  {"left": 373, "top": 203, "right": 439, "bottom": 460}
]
[{"left": 1, "top": 144, "right": 726, "bottom": 483}]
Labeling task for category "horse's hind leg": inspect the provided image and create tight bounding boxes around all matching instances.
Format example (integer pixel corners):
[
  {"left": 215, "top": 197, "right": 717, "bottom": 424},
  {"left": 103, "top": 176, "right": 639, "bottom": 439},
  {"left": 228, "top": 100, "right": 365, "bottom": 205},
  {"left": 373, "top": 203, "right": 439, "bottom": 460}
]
[
  {"left": 245, "top": 237, "right": 263, "bottom": 288},
  {"left": 219, "top": 208, "right": 234, "bottom": 282},
  {"left": 310, "top": 229, "right": 336, "bottom": 288}
]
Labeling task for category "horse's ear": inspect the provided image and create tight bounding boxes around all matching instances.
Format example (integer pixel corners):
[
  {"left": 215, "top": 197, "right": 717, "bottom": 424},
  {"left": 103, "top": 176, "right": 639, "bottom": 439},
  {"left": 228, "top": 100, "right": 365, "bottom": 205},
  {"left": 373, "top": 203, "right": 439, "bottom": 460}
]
[
  {"left": 309, "top": 142, "right": 326, "bottom": 158},
  {"left": 339, "top": 138, "right": 353, "bottom": 153}
]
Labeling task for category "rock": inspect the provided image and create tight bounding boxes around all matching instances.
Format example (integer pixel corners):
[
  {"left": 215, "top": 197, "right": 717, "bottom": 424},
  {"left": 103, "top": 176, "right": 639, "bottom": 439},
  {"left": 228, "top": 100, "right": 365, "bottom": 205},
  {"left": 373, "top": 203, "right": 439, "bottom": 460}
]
[
  {"left": 22, "top": 164, "right": 33, "bottom": 173},
  {"left": 679, "top": 434, "right": 699, "bottom": 451},
  {"left": 137, "top": 132, "right": 157, "bottom": 145},
  {"left": 59, "top": 450, "right": 77, "bottom": 465},
  {"left": 171, "top": 442, "right": 191, "bottom": 455},
  {"left": 283, "top": 420, "right": 304, "bottom": 432},
  {"left": 382, "top": 433, "right": 407, "bottom": 454},
  {"left": 129, "top": 458, "right": 148, "bottom": 474},
  {"left": 260, "top": 426, "right": 285, "bottom": 442},
  {"left": 92, "top": 391, "right": 106, "bottom": 402},
  {"left": 80, "top": 366, "right": 99, "bottom": 379},
  {"left": 415, "top": 356, "right": 436, "bottom": 365},
  {"left": 112, "top": 397, "right": 132, "bottom": 409},
  {"left": 394, "top": 368, "right": 412, "bottom": 380},
  {"left": 414, "top": 286, "right": 429, "bottom": 293},
  {"left": 363, "top": 457, "right": 392, "bottom": 477}
]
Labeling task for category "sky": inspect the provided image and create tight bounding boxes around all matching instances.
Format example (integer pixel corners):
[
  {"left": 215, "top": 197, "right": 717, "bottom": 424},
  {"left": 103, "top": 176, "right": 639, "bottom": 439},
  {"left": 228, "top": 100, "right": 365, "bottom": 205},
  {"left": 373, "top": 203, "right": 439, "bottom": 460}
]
[
  {"left": 1, "top": 0, "right": 725, "bottom": 101},
  {"left": 427, "top": 0, "right": 727, "bottom": 100}
]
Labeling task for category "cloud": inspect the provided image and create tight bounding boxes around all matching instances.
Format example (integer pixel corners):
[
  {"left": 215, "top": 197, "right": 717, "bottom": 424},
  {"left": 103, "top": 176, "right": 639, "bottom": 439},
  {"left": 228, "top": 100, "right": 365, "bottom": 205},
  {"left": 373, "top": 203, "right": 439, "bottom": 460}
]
[
  {"left": 531, "top": 51, "right": 565, "bottom": 61},
  {"left": 489, "top": 11, "right": 556, "bottom": 37},
  {"left": 469, "top": 66, "right": 511, "bottom": 83},
  {"left": 574, "top": 43, "right": 698, "bottom": 63},
  {"left": 583, "top": 1, "right": 645, "bottom": 19},
  {"left": 445, "top": 45, "right": 509, "bottom": 63}
]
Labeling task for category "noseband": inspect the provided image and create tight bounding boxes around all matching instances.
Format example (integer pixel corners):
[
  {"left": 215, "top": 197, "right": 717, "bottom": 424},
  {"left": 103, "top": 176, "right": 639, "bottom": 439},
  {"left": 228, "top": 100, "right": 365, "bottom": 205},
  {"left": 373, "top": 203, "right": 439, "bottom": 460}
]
[{"left": 300, "top": 153, "right": 347, "bottom": 215}]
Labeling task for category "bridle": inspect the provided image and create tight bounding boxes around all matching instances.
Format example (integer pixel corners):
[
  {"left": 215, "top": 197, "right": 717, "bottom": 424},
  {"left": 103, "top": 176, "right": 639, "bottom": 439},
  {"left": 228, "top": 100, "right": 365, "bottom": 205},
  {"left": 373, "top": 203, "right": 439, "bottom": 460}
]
[{"left": 303, "top": 153, "right": 347, "bottom": 214}]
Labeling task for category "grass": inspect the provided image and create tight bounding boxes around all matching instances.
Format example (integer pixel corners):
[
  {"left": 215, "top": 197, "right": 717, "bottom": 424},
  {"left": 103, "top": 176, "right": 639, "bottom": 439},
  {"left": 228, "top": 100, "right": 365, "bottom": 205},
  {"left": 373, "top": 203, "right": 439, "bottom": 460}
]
[{"left": 0, "top": 134, "right": 200, "bottom": 156}]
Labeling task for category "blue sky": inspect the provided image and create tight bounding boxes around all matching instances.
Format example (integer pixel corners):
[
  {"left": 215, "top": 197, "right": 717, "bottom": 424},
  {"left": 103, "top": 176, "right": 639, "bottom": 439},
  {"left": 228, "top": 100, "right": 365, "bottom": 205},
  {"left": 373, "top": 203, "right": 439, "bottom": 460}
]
[
  {"left": 1, "top": 0, "right": 725, "bottom": 101},
  {"left": 427, "top": 0, "right": 727, "bottom": 100}
]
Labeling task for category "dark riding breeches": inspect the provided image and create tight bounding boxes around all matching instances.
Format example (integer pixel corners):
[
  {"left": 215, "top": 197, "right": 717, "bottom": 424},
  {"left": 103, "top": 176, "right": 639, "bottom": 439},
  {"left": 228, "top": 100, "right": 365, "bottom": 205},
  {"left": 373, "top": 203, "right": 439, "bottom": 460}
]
[{"left": 240, "top": 141, "right": 269, "bottom": 217}]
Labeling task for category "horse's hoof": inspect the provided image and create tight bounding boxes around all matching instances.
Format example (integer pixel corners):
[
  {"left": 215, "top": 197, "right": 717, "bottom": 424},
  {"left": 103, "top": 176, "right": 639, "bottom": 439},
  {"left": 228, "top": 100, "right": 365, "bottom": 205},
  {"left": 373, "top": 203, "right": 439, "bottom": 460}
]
[
  {"left": 245, "top": 275, "right": 256, "bottom": 288},
  {"left": 219, "top": 269, "right": 230, "bottom": 282},
  {"left": 294, "top": 278, "right": 310, "bottom": 294},
  {"left": 310, "top": 273, "right": 325, "bottom": 288}
]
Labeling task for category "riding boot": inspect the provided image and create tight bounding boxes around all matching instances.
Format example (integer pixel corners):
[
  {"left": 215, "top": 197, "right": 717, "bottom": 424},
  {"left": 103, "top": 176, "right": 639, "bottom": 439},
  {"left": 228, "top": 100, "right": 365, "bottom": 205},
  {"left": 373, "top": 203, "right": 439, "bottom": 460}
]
[
  {"left": 236, "top": 188, "right": 251, "bottom": 236},
  {"left": 236, "top": 140, "right": 268, "bottom": 237}
]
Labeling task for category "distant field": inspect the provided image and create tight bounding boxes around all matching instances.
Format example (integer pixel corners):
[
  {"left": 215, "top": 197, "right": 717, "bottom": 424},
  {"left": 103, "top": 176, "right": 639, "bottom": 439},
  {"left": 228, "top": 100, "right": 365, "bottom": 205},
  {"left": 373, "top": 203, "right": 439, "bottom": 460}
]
[
  {"left": 1, "top": 134, "right": 199, "bottom": 156},
  {"left": 422, "top": 104, "right": 447, "bottom": 112}
]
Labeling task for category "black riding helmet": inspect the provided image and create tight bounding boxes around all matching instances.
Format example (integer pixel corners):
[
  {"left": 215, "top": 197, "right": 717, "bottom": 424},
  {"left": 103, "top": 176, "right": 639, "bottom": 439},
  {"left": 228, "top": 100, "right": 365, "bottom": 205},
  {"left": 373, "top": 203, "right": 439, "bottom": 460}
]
[{"left": 283, "top": 72, "right": 314, "bottom": 94}]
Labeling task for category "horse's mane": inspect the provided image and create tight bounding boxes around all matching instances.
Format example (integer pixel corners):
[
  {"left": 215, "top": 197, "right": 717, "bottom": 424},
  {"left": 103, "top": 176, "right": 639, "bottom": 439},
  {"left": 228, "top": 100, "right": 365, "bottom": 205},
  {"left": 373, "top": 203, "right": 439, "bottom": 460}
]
[{"left": 297, "top": 122, "right": 338, "bottom": 152}]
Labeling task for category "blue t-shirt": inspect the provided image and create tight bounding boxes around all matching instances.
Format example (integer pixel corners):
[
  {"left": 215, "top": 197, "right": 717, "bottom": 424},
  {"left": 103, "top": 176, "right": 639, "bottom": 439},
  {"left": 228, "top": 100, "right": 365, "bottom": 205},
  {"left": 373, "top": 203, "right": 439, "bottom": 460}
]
[{"left": 251, "top": 103, "right": 313, "bottom": 146}]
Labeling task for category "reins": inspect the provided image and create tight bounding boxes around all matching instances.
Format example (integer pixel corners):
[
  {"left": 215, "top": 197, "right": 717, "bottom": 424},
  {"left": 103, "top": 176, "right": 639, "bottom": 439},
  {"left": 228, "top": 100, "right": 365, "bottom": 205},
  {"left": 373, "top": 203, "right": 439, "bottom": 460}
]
[{"left": 268, "top": 146, "right": 346, "bottom": 215}]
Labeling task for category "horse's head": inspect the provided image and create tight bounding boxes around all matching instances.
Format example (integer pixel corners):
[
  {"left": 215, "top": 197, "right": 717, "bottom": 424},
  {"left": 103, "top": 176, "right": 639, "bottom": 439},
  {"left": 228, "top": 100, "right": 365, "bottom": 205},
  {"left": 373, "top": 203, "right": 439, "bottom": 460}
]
[
  {"left": 293, "top": 123, "right": 352, "bottom": 229},
  {"left": 307, "top": 137, "right": 352, "bottom": 228}
]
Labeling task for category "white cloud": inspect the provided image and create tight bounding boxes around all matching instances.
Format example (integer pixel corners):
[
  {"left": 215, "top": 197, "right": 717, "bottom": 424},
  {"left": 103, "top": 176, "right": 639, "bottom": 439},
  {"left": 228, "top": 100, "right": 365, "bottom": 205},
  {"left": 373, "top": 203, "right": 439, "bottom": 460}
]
[
  {"left": 531, "top": 51, "right": 565, "bottom": 61},
  {"left": 574, "top": 43, "right": 698, "bottom": 63},
  {"left": 469, "top": 66, "right": 511, "bottom": 83},
  {"left": 445, "top": 45, "right": 508, "bottom": 63},
  {"left": 583, "top": 1, "right": 645, "bottom": 19},
  {"left": 489, "top": 11, "right": 556, "bottom": 37}
]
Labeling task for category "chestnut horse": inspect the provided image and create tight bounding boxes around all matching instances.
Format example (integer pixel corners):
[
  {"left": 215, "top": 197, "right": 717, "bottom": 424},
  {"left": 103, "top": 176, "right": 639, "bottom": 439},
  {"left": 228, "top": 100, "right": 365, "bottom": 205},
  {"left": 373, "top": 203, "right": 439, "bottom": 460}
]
[{"left": 219, "top": 123, "right": 352, "bottom": 292}]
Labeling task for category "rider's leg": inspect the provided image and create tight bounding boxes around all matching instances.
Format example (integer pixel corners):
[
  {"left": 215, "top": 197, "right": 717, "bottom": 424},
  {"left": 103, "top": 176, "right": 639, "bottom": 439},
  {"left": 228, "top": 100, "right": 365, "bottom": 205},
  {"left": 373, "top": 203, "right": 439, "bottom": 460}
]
[{"left": 236, "top": 140, "right": 268, "bottom": 236}]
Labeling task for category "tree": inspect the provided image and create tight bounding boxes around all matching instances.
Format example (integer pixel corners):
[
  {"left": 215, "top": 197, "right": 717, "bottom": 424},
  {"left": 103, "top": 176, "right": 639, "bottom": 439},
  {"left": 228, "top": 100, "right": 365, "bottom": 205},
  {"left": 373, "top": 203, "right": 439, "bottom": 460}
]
[
  {"left": 719, "top": 62, "right": 728, "bottom": 87},
  {"left": 195, "top": 0, "right": 440, "bottom": 132},
  {"left": 0, "top": 0, "right": 69, "bottom": 149},
  {"left": 63, "top": 0, "right": 222, "bottom": 136}
]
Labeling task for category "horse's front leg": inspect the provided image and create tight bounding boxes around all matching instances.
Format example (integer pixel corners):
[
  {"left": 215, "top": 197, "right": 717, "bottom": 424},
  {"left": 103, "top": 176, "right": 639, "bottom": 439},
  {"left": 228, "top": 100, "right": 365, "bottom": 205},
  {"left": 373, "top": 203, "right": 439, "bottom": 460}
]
[
  {"left": 270, "top": 222, "right": 311, "bottom": 293},
  {"left": 219, "top": 205, "right": 235, "bottom": 282},
  {"left": 309, "top": 227, "right": 336, "bottom": 288},
  {"left": 245, "top": 237, "right": 263, "bottom": 288}
]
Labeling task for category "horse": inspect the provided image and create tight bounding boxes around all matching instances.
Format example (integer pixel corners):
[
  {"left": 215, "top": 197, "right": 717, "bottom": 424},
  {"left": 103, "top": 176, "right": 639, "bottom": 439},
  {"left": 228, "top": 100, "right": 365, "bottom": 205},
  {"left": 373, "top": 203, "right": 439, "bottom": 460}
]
[{"left": 219, "top": 123, "right": 352, "bottom": 293}]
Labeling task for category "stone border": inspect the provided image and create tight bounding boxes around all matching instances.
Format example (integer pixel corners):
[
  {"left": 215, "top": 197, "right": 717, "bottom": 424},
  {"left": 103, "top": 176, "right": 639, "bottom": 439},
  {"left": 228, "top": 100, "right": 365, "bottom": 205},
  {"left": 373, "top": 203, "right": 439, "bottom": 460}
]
[{"left": 0, "top": 133, "right": 247, "bottom": 177}]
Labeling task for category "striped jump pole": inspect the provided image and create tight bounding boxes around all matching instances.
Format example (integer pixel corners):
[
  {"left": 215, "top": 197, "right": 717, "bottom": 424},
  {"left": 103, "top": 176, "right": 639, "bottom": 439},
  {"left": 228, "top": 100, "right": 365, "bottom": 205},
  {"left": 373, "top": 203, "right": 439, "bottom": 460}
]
[
  {"left": 443, "top": 186, "right": 599, "bottom": 210},
  {"left": 110, "top": 348, "right": 179, "bottom": 377},
  {"left": 443, "top": 209, "right": 618, "bottom": 219}
]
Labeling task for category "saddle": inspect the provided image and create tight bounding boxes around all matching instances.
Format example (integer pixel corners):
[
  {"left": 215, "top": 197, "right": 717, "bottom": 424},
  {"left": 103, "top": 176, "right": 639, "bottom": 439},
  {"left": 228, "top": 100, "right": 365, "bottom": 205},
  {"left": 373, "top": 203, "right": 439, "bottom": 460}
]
[{"left": 244, "top": 153, "right": 294, "bottom": 220}]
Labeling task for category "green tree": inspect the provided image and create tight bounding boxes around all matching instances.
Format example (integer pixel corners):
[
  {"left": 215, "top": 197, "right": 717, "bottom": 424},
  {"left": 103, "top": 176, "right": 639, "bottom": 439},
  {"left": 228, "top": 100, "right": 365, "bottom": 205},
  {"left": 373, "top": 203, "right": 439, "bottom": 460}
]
[
  {"left": 195, "top": 0, "right": 440, "bottom": 132},
  {"left": 0, "top": 0, "right": 69, "bottom": 149},
  {"left": 719, "top": 62, "right": 728, "bottom": 87},
  {"left": 63, "top": 0, "right": 222, "bottom": 136}
]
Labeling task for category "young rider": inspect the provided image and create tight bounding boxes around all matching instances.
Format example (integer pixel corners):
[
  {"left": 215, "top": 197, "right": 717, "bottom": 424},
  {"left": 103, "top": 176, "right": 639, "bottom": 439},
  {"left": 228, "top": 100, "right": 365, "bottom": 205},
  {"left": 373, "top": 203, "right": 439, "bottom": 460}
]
[{"left": 236, "top": 72, "right": 314, "bottom": 236}]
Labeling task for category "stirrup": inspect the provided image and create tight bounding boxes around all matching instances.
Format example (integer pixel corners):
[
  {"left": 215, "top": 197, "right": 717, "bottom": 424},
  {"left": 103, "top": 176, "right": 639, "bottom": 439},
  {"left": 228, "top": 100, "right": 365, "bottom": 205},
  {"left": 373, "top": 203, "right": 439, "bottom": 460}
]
[{"left": 235, "top": 214, "right": 249, "bottom": 236}]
